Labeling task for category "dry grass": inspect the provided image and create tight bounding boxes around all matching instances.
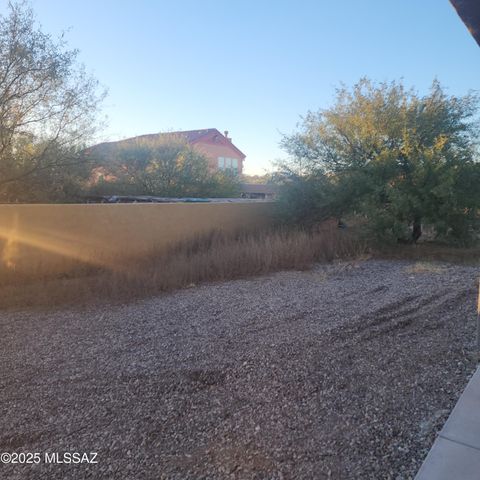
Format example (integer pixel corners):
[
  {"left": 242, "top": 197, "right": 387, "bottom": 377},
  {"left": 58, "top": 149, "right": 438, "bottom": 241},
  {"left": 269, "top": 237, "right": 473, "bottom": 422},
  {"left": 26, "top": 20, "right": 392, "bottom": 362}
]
[
  {"left": 375, "top": 242, "right": 480, "bottom": 264},
  {"left": 4, "top": 221, "right": 478, "bottom": 312},
  {"left": 0, "top": 225, "right": 365, "bottom": 310},
  {"left": 404, "top": 262, "right": 447, "bottom": 274}
]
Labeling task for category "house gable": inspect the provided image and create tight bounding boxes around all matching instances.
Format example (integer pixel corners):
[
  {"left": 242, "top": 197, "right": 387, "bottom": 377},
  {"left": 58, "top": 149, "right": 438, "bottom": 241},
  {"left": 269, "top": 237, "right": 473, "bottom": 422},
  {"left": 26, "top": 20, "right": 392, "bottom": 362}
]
[
  {"left": 85, "top": 128, "right": 246, "bottom": 175},
  {"left": 187, "top": 129, "right": 246, "bottom": 159}
]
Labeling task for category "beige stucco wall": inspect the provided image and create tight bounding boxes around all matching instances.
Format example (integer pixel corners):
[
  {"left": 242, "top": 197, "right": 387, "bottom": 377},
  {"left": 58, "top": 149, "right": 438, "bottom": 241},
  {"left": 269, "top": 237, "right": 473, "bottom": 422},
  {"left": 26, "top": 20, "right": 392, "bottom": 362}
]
[{"left": 0, "top": 202, "right": 275, "bottom": 275}]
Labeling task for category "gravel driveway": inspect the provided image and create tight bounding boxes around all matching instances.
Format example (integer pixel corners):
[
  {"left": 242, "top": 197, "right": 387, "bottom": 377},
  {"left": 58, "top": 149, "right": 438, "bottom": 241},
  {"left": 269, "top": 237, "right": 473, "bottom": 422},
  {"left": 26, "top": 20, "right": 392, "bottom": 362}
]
[{"left": 0, "top": 259, "right": 478, "bottom": 479}]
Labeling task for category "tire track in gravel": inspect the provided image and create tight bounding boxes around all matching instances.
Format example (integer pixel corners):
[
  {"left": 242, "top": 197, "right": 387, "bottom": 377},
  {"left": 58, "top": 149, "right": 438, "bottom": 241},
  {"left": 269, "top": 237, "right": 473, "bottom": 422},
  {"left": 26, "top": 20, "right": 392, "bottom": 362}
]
[{"left": 352, "top": 285, "right": 477, "bottom": 341}]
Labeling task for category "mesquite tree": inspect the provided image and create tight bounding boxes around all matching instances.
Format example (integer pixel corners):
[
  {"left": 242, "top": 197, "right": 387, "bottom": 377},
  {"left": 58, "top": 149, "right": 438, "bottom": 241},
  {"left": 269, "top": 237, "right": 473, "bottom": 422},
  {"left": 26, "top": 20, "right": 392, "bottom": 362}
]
[
  {"left": 0, "top": 1, "right": 105, "bottom": 201},
  {"left": 280, "top": 78, "right": 480, "bottom": 244}
]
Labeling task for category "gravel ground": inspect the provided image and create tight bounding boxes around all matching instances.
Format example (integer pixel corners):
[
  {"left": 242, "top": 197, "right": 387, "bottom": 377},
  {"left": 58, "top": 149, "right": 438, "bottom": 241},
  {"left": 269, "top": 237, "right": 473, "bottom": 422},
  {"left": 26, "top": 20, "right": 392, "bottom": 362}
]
[{"left": 0, "top": 259, "right": 478, "bottom": 480}]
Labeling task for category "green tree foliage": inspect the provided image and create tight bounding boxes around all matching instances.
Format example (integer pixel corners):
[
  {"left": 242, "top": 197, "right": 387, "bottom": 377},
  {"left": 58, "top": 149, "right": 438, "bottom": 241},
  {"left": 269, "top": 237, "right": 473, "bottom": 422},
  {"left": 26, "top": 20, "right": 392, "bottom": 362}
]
[
  {"left": 280, "top": 78, "right": 480, "bottom": 244},
  {"left": 0, "top": 2, "right": 105, "bottom": 202},
  {"left": 88, "top": 135, "right": 241, "bottom": 198},
  {"left": 241, "top": 173, "right": 274, "bottom": 185}
]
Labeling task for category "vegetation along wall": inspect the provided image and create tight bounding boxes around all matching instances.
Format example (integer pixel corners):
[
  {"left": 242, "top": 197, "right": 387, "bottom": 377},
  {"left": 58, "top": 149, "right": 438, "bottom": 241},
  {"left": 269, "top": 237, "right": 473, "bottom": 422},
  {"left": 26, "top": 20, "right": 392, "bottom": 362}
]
[{"left": 0, "top": 203, "right": 275, "bottom": 276}]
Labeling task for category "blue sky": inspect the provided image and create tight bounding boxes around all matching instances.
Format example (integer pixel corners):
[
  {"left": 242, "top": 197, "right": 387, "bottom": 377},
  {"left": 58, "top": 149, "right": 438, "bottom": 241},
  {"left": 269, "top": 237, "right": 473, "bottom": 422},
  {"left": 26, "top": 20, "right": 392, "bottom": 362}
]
[{"left": 3, "top": 1, "right": 480, "bottom": 174}]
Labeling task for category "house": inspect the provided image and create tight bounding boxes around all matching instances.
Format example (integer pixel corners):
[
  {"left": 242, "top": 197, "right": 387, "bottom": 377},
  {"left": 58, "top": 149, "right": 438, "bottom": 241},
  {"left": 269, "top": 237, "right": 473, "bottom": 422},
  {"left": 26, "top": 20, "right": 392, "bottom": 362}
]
[
  {"left": 173, "top": 129, "right": 246, "bottom": 175},
  {"left": 86, "top": 128, "right": 246, "bottom": 175}
]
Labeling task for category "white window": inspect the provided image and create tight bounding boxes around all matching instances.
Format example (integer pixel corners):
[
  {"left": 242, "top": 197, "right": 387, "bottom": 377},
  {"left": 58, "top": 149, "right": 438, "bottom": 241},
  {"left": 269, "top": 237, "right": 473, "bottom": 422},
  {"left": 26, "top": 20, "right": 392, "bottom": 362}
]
[{"left": 218, "top": 156, "right": 239, "bottom": 173}]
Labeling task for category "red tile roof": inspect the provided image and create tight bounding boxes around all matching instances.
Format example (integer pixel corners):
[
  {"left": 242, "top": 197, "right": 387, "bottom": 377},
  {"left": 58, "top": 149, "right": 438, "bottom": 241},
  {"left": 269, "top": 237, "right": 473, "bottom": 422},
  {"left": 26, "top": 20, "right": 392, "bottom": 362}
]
[
  {"left": 170, "top": 129, "right": 218, "bottom": 143},
  {"left": 87, "top": 129, "right": 246, "bottom": 159}
]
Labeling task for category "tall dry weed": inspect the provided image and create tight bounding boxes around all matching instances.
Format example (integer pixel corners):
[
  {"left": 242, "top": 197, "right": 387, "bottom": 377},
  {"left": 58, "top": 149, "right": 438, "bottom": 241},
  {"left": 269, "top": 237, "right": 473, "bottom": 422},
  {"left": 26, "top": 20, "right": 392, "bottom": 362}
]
[{"left": 0, "top": 226, "right": 365, "bottom": 310}]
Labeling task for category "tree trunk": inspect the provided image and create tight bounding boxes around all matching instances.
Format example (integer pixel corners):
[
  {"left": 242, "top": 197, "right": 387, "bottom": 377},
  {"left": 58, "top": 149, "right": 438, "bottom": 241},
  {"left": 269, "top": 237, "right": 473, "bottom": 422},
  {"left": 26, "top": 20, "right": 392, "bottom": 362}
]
[{"left": 412, "top": 217, "right": 422, "bottom": 243}]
